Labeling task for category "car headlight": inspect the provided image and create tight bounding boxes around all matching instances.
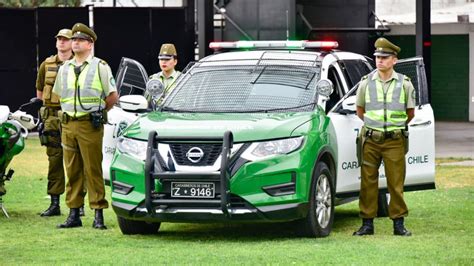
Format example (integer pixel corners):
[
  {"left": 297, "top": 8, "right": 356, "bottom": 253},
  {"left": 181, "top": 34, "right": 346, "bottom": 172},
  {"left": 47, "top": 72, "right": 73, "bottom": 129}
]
[
  {"left": 240, "top": 136, "right": 304, "bottom": 161},
  {"left": 116, "top": 136, "right": 148, "bottom": 161}
]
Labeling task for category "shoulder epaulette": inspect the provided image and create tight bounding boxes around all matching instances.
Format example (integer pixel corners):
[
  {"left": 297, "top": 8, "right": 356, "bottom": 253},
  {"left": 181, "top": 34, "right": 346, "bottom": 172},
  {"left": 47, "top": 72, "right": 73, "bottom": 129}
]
[
  {"left": 404, "top": 75, "right": 411, "bottom": 81},
  {"left": 361, "top": 75, "right": 368, "bottom": 80},
  {"left": 100, "top": 59, "right": 107, "bottom": 65},
  {"left": 44, "top": 55, "right": 57, "bottom": 63}
]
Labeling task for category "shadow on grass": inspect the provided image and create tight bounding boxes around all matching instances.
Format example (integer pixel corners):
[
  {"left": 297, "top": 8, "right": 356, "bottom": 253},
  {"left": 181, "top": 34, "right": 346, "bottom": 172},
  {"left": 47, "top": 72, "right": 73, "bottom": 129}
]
[{"left": 136, "top": 208, "right": 361, "bottom": 241}]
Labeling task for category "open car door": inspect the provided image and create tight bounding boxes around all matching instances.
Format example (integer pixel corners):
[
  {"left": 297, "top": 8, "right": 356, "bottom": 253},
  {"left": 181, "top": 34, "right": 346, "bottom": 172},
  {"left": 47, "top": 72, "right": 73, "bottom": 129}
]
[
  {"left": 394, "top": 57, "right": 435, "bottom": 191},
  {"left": 102, "top": 58, "right": 149, "bottom": 184},
  {"left": 329, "top": 57, "right": 435, "bottom": 197}
]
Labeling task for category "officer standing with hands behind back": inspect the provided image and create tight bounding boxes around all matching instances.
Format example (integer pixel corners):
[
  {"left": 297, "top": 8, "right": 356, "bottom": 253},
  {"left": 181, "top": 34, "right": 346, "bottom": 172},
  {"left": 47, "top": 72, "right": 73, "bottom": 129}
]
[
  {"left": 35, "top": 29, "right": 73, "bottom": 217},
  {"left": 52, "top": 23, "right": 118, "bottom": 230},
  {"left": 353, "top": 37, "right": 416, "bottom": 237}
]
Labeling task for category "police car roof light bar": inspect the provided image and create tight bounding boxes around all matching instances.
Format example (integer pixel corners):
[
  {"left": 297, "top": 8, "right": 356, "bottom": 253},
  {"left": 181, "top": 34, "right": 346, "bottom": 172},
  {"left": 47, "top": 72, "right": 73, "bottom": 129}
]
[{"left": 209, "top": 40, "right": 339, "bottom": 50}]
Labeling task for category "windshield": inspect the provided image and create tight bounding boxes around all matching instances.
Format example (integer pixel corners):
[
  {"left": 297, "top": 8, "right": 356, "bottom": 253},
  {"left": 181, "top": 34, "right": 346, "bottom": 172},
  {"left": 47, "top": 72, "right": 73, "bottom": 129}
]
[{"left": 162, "top": 57, "right": 322, "bottom": 113}]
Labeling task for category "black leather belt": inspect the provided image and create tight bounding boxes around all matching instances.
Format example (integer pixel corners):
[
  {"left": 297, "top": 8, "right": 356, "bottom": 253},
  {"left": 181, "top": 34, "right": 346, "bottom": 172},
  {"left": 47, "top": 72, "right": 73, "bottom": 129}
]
[
  {"left": 63, "top": 113, "right": 91, "bottom": 122},
  {"left": 366, "top": 128, "right": 403, "bottom": 139},
  {"left": 68, "top": 114, "right": 91, "bottom": 121}
]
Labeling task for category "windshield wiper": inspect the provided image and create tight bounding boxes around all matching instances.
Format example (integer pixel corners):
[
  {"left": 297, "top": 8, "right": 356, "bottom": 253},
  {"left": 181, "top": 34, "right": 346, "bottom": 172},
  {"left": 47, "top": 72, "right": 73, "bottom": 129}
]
[
  {"left": 160, "top": 106, "right": 181, "bottom": 112},
  {"left": 160, "top": 106, "right": 198, "bottom": 113}
]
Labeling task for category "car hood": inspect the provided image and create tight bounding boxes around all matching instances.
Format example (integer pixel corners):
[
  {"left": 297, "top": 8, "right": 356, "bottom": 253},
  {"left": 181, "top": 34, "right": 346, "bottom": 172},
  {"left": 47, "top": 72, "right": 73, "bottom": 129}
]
[{"left": 123, "top": 112, "right": 315, "bottom": 142}]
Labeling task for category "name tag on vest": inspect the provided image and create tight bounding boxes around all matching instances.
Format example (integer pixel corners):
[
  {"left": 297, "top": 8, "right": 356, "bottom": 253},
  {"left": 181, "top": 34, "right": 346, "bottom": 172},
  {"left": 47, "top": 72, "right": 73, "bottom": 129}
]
[{"left": 47, "top": 67, "right": 58, "bottom": 72}]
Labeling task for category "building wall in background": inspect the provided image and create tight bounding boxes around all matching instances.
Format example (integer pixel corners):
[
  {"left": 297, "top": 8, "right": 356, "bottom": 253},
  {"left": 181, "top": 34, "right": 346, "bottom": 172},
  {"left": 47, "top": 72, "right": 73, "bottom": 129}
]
[
  {"left": 388, "top": 34, "right": 470, "bottom": 121},
  {"left": 216, "top": 0, "right": 376, "bottom": 55}
]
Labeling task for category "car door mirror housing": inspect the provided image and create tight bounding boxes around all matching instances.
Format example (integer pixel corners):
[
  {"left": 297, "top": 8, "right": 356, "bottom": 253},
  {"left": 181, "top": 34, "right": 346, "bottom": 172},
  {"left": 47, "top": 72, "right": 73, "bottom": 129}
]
[
  {"left": 316, "top": 79, "right": 334, "bottom": 98},
  {"left": 119, "top": 95, "right": 149, "bottom": 112},
  {"left": 340, "top": 95, "right": 357, "bottom": 114}
]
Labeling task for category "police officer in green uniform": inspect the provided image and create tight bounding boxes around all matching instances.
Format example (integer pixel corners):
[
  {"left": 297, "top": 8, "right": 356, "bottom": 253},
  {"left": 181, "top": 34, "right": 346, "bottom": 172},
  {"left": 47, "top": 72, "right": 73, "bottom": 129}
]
[
  {"left": 52, "top": 23, "right": 118, "bottom": 229},
  {"left": 147, "top": 43, "right": 181, "bottom": 104},
  {"left": 36, "top": 29, "right": 74, "bottom": 217},
  {"left": 353, "top": 37, "right": 416, "bottom": 236}
]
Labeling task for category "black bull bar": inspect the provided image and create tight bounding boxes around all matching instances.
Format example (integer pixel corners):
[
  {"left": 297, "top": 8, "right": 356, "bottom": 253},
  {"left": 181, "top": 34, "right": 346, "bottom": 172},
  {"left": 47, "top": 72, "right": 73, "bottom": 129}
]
[{"left": 144, "top": 131, "right": 234, "bottom": 216}]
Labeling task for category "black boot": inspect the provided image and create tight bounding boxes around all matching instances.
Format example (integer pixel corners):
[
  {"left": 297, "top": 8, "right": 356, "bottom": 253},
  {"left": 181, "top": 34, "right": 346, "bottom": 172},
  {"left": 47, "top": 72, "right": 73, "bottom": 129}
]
[
  {"left": 40, "top": 195, "right": 61, "bottom": 217},
  {"left": 353, "top": 218, "right": 374, "bottom": 236},
  {"left": 92, "top": 209, "right": 107, "bottom": 230},
  {"left": 393, "top": 217, "right": 412, "bottom": 236},
  {"left": 57, "top": 208, "right": 82, "bottom": 228},
  {"left": 79, "top": 205, "right": 85, "bottom": 216}
]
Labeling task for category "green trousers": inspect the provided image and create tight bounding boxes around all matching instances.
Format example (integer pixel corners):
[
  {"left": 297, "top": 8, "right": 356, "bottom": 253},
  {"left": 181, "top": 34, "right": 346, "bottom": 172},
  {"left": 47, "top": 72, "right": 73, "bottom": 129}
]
[
  {"left": 61, "top": 120, "right": 108, "bottom": 209},
  {"left": 42, "top": 109, "right": 65, "bottom": 195},
  {"left": 359, "top": 136, "right": 408, "bottom": 219}
]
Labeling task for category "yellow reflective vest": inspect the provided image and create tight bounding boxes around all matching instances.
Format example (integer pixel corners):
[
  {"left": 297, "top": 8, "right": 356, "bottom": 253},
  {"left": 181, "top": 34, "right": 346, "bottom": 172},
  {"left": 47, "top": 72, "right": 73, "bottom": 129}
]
[
  {"left": 60, "top": 58, "right": 105, "bottom": 117},
  {"left": 364, "top": 72, "right": 408, "bottom": 131}
]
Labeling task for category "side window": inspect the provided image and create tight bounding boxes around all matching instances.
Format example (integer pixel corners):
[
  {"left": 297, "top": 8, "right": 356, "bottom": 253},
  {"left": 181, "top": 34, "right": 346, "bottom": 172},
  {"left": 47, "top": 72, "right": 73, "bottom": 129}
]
[
  {"left": 338, "top": 60, "right": 373, "bottom": 89},
  {"left": 326, "top": 66, "right": 344, "bottom": 113},
  {"left": 115, "top": 58, "right": 148, "bottom": 96}
]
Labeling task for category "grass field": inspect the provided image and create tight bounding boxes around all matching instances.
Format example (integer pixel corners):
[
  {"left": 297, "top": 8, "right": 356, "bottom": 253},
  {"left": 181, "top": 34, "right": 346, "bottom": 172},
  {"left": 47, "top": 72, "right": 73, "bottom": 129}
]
[{"left": 1, "top": 137, "right": 473, "bottom": 264}]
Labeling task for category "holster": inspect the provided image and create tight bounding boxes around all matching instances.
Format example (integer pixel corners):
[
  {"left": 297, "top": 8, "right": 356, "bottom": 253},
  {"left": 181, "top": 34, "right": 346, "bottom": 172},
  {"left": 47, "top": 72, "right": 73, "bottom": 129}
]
[
  {"left": 38, "top": 107, "right": 48, "bottom": 146},
  {"left": 403, "top": 129, "right": 409, "bottom": 154},
  {"left": 39, "top": 106, "right": 62, "bottom": 148},
  {"left": 42, "top": 130, "right": 62, "bottom": 148},
  {"left": 38, "top": 121, "right": 47, "bottom": 146},
  {"left": 356, "top": 127, "right": 367, "bottom": 165}
]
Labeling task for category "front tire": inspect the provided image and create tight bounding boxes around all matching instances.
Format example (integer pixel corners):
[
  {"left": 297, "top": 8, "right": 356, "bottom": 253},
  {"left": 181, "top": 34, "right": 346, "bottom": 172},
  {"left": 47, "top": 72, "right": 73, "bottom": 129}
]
[
  {"left": 298, "top": 161, "right": 335, "bottom": 237},
  {"left": 117, "top": 216, "right": 161, "bottom": 235}
]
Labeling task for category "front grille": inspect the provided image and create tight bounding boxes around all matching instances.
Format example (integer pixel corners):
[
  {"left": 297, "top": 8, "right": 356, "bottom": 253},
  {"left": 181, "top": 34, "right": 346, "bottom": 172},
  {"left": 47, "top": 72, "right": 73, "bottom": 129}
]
[{"left": 170, "top": 143, "right": 222, "bottom": 166}]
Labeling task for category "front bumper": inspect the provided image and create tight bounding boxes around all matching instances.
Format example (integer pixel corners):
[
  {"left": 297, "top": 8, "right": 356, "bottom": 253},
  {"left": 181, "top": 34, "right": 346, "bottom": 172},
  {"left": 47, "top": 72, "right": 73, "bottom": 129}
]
[{"left": 112, "top": 200, "right": 308, "bottom": 223}]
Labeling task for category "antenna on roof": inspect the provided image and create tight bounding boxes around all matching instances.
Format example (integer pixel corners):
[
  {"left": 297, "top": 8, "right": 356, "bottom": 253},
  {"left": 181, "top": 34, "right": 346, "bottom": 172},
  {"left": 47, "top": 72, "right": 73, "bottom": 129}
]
[{"left": 286, "top": 10, "right": 289, "bottom": 40}]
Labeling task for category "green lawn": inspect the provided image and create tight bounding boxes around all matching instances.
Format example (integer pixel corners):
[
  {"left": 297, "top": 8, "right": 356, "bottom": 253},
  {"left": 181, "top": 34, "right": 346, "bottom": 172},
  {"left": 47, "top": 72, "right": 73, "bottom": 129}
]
[{"left": 1, "top": 137, "right": 473, "bottom": 264}]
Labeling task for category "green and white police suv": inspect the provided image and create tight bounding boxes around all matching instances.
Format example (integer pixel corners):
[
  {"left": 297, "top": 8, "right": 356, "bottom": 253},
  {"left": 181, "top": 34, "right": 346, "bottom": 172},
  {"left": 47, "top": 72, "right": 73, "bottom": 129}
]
[{"left": 105, "top": 40, "right": 435, "bottom": 237}]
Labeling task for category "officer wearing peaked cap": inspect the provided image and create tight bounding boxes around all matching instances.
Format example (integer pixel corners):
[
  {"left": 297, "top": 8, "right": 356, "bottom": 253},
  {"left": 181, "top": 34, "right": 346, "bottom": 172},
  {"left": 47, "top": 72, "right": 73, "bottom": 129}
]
[
  {"left": 353, "top": 37, "right": 416, "bottom": 237},
  {"left": 36, "top": 28, "right": 77, "bottom": 218},
  {"left": 158, "top": 43, "right": 177, "bottom": 59},
  {"left": 71, "top": 23, "right": 97, "bottom": 42},
  {"left": 147, "top": 43, "right": 181, "bottom": 104},
  {"left": 52, "top": 22, "right": 118, "bottom": 230},
  {"left": 373, "top": 37, "right": 401, "bottom": 57}
]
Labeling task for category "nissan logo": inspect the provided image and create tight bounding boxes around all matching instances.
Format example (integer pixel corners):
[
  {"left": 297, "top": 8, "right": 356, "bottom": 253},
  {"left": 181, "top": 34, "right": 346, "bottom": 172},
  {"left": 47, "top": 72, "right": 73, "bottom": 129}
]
[{"left": 186, "top": 147, "right": 204, "bottom": 163}]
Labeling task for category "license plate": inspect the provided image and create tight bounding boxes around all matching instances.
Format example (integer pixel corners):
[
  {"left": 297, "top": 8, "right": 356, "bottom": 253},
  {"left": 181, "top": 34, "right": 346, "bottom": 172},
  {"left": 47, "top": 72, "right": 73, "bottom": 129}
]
[{"left": 171, "top": 182, "right": 215, "bottom": 198}]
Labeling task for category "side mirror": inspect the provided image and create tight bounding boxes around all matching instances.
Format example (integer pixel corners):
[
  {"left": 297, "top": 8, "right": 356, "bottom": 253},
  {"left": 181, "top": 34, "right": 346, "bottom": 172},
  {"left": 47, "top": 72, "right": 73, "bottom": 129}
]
[
  {"left": 340, "top": 95, "right": 357, "bottom": 115},
  {"left": 119, "top": 95, "right": 149, "bottom": 112},
  {"left": 146, "top": 79, "right": 164, "bottom": 101},
  {"left": 316, "top": 79, "right": 334, "bottom": 98}
]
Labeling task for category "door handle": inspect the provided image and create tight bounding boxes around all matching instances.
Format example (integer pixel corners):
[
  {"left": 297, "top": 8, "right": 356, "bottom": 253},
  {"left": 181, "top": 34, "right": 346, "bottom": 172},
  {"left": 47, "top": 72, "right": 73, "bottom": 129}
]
[{"left": 410, "top": 120, "right": 431, "bottom": 127}]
